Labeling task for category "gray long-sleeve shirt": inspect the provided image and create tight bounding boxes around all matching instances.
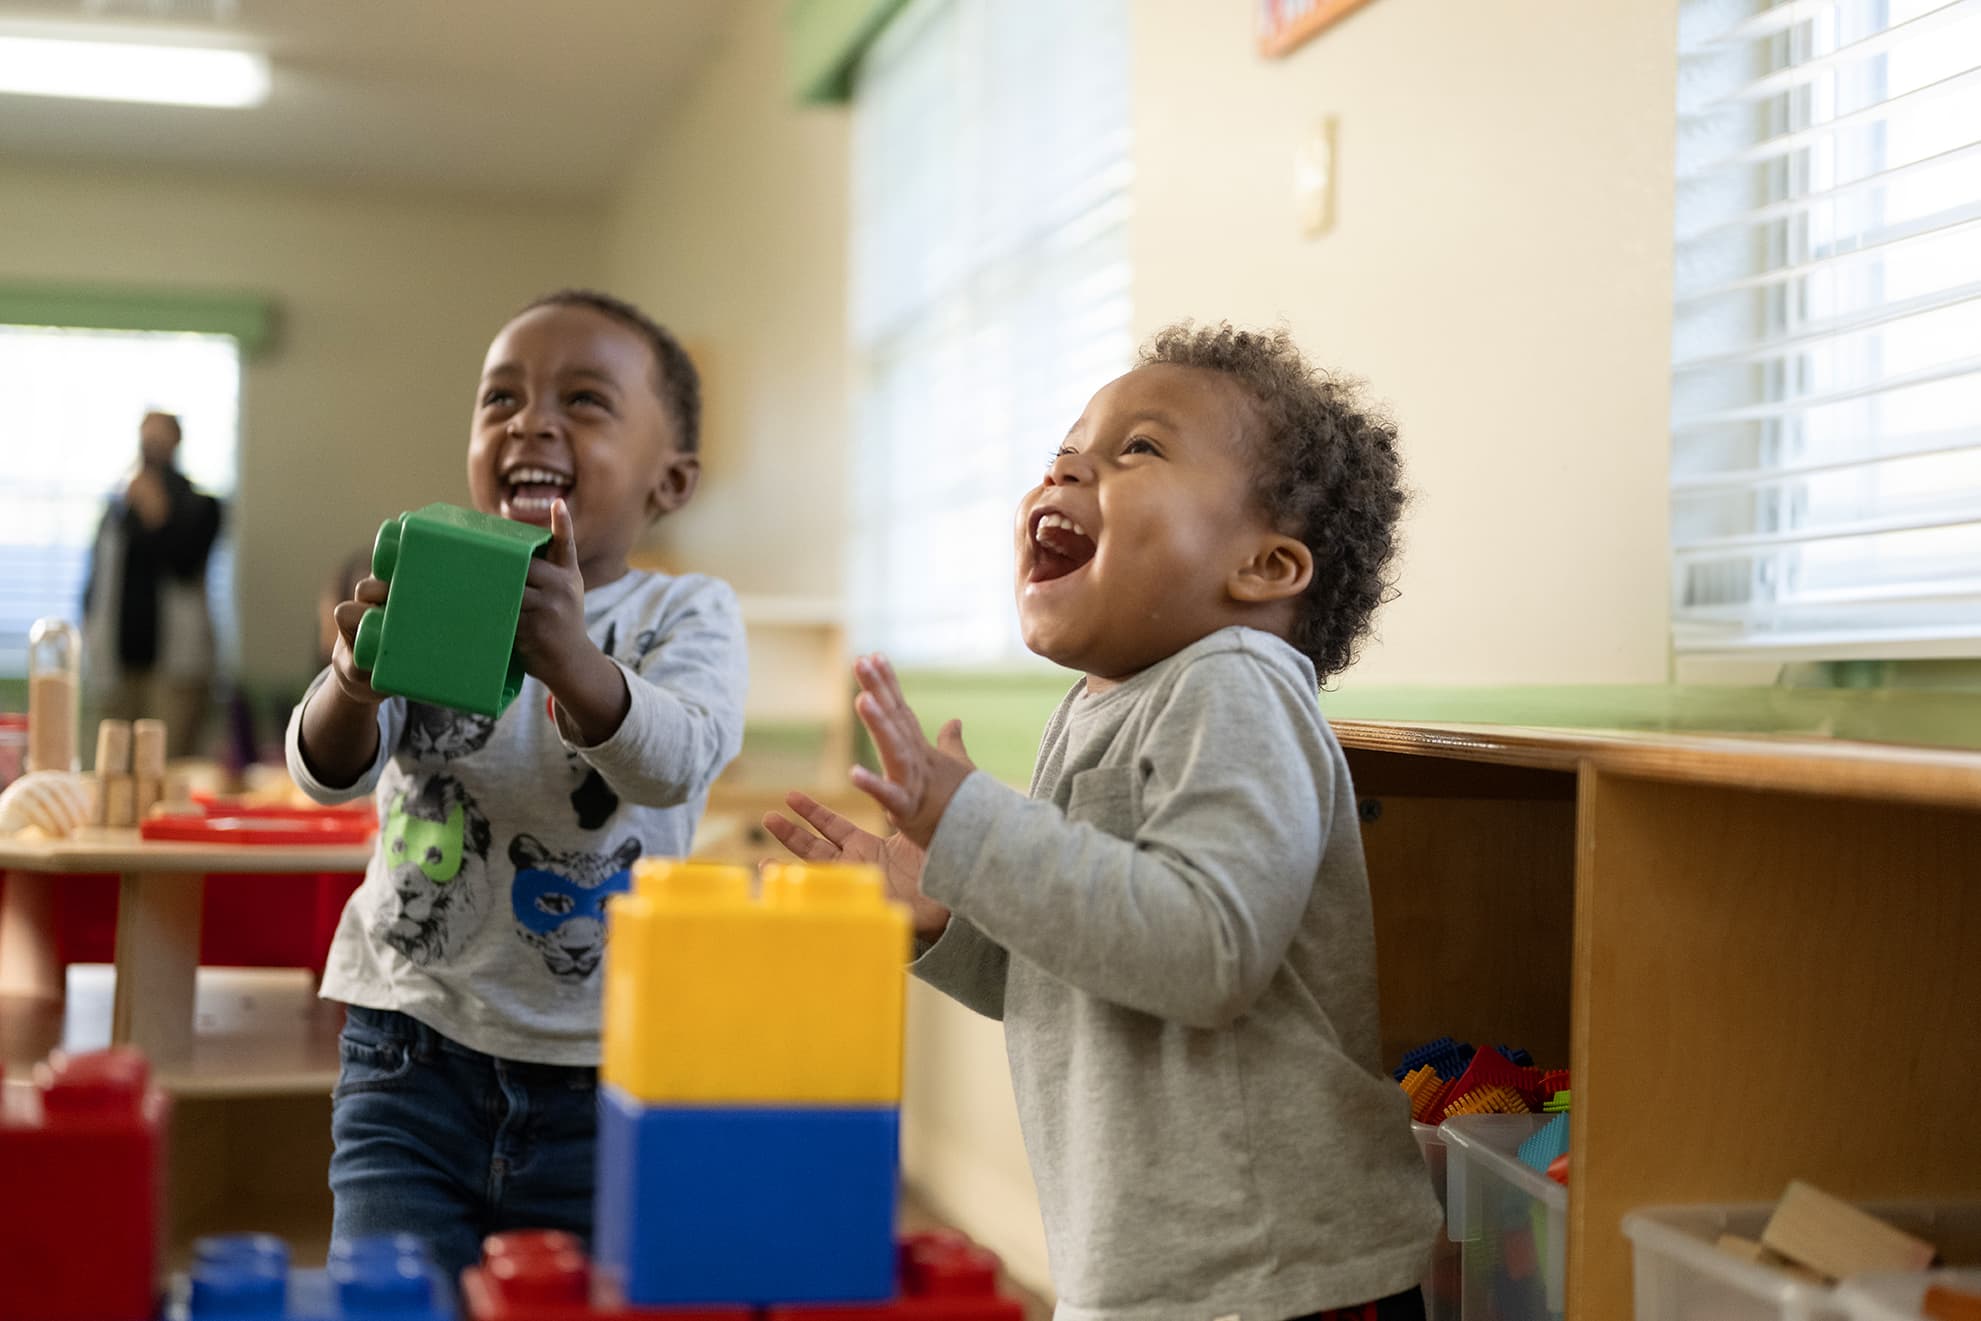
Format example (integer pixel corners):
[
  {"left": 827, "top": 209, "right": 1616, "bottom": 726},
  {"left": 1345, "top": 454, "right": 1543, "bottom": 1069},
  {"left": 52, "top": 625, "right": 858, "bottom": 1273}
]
[
  {"left": 287, "top": 568, "right": 746, "bottom": 1065},
  {"left": 914, "top": 626, "right": 1440, "bottom": 1321}
]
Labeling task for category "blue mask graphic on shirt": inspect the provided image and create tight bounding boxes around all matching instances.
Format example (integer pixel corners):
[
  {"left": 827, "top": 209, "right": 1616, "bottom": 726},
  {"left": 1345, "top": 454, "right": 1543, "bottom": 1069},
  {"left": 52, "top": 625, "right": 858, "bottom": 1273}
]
[{"left": 511, "top": 865, "right": 634, "bottom": 936}]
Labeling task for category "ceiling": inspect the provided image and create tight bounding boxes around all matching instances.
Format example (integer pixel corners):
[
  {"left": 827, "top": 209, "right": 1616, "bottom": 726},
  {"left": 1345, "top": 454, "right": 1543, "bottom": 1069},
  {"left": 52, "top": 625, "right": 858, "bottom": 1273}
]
[{"left": 0, "top": 0, "right": 737, "bottom": 201}]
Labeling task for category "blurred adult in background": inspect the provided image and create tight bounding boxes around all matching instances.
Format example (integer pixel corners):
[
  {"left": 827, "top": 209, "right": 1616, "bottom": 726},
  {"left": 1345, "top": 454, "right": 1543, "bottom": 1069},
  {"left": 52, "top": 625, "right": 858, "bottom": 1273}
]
[{"left": 83, "top": 410, "right": 224, "bottom": 759}]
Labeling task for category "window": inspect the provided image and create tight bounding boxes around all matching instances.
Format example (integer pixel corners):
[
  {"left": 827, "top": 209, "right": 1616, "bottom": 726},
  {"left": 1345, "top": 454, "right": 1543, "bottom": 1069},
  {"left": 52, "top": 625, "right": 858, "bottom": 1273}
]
[
  {"left": 1671, "top": 0, "right": 1981, "bottom": 659},
  {"left": 1, "top": 325, "right": 240, "bottom": 675},
  {"left": 847, "top": 0, "right": 1133, "bottom": 665}
]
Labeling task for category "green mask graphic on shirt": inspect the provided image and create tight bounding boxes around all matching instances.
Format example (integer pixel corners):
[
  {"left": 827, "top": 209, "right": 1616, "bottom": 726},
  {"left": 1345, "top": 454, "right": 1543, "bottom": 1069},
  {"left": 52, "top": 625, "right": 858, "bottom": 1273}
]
[{"left": 385, "top": 801, "right": 466, "bottom": 884}]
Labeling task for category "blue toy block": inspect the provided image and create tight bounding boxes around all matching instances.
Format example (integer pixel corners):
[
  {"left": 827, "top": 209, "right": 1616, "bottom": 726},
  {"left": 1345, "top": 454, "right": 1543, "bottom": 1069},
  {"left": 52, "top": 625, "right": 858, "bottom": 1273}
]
[
  {"left": 181, "top": 1234, "right": 454, "bottom": 1320},
  {"left": 1495, "top": 1044, "right": 1535, "bottom": 1068},
  {"left": 594, "top": 1088, "right": 899, "bottom": 1307}
]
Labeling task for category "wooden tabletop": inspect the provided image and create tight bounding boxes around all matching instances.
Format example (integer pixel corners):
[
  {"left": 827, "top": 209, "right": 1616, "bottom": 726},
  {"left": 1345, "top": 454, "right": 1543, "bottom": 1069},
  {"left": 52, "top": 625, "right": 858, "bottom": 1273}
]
[
  {"left": 0, "top": 829, "right": 372, "bottom": 874},
  {"left": 1332, "top": 720, "right": 1981, "bottom": 811}
]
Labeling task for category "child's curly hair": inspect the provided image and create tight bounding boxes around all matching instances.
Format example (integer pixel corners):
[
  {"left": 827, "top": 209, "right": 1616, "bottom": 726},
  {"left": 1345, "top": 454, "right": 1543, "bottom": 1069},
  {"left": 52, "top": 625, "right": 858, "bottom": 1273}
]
[
  {"left": 1142, "top": 322, "right": 1406, "bottom": 680},
  {"left": 520, "top": 289, "right": 702, "bottom": 454}
]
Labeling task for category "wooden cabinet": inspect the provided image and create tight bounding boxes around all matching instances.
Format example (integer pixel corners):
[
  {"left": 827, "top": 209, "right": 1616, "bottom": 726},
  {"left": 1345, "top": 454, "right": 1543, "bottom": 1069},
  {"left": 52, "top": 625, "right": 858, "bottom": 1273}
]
[{"left": 1335, "top": 722, "right": 1981, "bottom": 1321}]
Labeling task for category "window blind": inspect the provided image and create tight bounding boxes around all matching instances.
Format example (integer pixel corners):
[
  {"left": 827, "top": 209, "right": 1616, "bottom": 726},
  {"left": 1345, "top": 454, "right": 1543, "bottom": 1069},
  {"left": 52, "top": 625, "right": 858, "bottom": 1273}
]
[
  {"left": 1671, "top": 0, "right": 1981, "bottom": 658},
  {"left": 847, "top": 0, "right": 1132, "bottom": 665}
]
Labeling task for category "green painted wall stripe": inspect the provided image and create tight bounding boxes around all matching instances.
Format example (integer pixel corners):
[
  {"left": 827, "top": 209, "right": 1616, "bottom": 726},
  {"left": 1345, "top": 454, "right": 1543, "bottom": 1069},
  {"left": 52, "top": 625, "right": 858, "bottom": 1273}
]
[
  {"left": 785, "top": 0, "right": 909, "bottom": 103},
  {"left": 0, "top": 282, "right": 275, "bottom": 353},
  {"left": 888, "top": 673, "right": 1981, "bottom": 787}
]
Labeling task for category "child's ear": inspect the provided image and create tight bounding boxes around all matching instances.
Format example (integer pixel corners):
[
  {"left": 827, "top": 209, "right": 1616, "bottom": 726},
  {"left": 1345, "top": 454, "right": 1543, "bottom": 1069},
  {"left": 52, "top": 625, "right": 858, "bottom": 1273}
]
[
  {"left": 1228, "top": 534, "right": 1314, "bottom": 605},
  {"left": 648, "top": 452, "right": 701, "bottom": 518}
]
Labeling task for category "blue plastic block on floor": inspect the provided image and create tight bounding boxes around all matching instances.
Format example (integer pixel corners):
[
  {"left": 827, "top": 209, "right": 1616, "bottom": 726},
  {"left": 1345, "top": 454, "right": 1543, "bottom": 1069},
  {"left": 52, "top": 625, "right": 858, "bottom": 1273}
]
[
  {"left": 182, "top": 1234, "right": 454, "bottom": 1320},
  {"left": 595, "top": 1088, "right": 899, "bottom": 1307}
]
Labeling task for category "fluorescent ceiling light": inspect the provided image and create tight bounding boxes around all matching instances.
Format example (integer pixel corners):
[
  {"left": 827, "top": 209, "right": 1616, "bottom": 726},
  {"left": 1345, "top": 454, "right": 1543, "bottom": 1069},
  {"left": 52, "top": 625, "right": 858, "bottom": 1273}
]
[{"left": 0, "top": 34, "right": 269, "bottom": 108}]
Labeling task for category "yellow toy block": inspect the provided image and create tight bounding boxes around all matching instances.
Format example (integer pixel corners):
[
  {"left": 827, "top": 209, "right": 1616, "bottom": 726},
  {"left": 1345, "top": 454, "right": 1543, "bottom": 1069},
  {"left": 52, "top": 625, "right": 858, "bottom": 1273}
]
[{"left": 601, "top": 859, "right": 910, "bottom": 1105}]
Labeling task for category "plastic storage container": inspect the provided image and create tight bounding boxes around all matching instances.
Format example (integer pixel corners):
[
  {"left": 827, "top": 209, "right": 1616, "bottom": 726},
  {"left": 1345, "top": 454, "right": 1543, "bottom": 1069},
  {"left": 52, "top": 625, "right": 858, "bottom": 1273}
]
[
  {"left": 1839, "top": 1271, "right": 1981, "bottom": 1321},
  {"left": 1415, "top": 1122, "right": 1461, "bottom": 1321},
  {"left": 1624, "top": 1203, "right": 1981, "bottom": 1321},
  {"left": 1443, "top": 1114, "right": 1565, "bottom": 1321}
]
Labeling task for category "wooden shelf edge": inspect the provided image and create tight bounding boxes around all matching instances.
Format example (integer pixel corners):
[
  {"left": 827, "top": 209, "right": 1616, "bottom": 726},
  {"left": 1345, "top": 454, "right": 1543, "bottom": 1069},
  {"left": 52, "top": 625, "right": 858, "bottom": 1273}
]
[{"left": 1333, "top": 720, "right": 1981, "bottom": 811}]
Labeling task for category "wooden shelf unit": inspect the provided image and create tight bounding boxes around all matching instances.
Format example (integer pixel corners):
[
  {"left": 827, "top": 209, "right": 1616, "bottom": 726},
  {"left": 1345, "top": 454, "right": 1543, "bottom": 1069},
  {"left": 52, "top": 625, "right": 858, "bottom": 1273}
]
[{"left": 1335, "top": 721, "right": 1981, "bottom": 1321}]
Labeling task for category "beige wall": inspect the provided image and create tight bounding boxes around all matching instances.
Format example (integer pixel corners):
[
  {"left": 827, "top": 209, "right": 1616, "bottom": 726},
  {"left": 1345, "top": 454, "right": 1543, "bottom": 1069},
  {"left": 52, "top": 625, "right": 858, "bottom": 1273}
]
[
  {"left": 0, "top": 162, "right": 601, "bottom": 686},
  {"left": 602, "top": 0, "right": 852, "bottom": 603},
  {"left": 1134, "top": 0, "right": 1679, "bottom": 687}
]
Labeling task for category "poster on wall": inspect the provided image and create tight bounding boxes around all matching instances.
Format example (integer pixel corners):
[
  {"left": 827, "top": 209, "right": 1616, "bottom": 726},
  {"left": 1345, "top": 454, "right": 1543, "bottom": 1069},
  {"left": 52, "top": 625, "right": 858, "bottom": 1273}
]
[{"left": 1256, "top": 0, "right": 1377, "bottom": 57}]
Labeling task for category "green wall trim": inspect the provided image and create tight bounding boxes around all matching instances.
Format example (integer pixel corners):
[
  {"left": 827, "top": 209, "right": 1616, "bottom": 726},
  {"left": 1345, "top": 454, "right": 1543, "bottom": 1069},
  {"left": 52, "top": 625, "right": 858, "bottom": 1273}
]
[
  {"left": 888, "top": 672, "right": 1981, "bottom": 787},
  {"left": 0, "top": 282, "right": 276, "bottom": 354},
  {"left": 785, "top": 0, "right": 909, "bottom": 103}
]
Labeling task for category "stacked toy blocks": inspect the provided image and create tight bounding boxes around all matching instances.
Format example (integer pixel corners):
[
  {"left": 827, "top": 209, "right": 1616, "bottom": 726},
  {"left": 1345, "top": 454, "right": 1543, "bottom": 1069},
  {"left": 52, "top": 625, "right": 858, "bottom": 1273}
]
[
  {"left": 0, "top": 1047, "right": 168, "bottom": 1321},
  {"left": 182, "top": 1233, "right": 455, "bottom": 1319},
  {"left": 596, "top": 860, "right": 911, "bottom": 1308},
  {"left": 352, "top": 503, "right": 552, "bottom": 717}
]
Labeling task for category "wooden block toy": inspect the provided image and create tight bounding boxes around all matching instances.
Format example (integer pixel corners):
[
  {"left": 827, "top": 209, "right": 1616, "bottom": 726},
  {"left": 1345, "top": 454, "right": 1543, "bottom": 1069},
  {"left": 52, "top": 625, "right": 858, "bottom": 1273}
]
[
  {"left": 1761, "top": 1180, "right": 1938, "bottom": 1281},
  {"left": 1716, "top": 1233, "right": 1768, "bottom": 1264},
  {"left": 0, "top": 1047, "right": 168, "bottom": 1321},
  {"left": 95, "top": 718, "right": 132, "bottom": 774},
  {"left": 351, "top": 503, "right": 552, "bottom": 718},
  {"left": 132, "top": 719, "right": 165, "bottom": 777},
  {"left": 100, "top": 773, "right": 136, "bottom": 828},
  {"left": 602, "top": 860, "right": 909, "bottom": 1105}
]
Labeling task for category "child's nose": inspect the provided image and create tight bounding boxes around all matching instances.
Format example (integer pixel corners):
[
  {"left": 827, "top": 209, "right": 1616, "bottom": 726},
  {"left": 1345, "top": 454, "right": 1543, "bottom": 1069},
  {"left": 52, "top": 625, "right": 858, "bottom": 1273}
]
[
  {"left": 506, "top": 404, "right": 557, "bottom": 438},
  {"left": 1044, "top": 450, "right": 1092, "bottom": 485}
]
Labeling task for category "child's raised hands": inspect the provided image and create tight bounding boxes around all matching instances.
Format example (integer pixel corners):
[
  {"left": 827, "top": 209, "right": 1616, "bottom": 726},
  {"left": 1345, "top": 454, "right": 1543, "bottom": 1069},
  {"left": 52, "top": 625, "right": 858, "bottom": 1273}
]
[
  {"left": 847, "top": 654, "right": 975, "bottom": 850},
  {"left": 761, "top": 790, "right": 951, "bottom": 937},
  {"left": 328, "top": 574, "right": 390, "bottom": 708}
]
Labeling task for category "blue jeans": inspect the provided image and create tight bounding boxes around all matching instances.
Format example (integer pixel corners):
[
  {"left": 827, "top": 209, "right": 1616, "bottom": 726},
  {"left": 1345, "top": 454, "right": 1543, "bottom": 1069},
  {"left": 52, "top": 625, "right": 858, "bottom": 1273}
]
[{"left": 329, "top": 1006, "right": 598, "bottom": 1286}]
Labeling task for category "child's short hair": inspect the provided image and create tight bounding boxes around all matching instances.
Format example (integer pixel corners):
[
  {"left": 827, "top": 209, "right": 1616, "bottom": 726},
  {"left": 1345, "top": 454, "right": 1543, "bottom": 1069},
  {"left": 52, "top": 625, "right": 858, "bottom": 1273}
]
[
  {"left": 1141, "top": 322, "right": 1406, "bottom": 680},
  {"left": 519, "top": 290, "right": 702, "bottom": 455}
]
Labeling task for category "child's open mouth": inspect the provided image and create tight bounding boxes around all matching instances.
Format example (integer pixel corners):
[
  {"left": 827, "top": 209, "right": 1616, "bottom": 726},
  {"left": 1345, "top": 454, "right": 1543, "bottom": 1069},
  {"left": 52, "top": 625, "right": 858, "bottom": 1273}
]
[
  {"left": 501, "top": 465, "right": 574, "bottom": 522},
  {"left": 1028, "top": 509, "right": 1097, "bottom": 583}
]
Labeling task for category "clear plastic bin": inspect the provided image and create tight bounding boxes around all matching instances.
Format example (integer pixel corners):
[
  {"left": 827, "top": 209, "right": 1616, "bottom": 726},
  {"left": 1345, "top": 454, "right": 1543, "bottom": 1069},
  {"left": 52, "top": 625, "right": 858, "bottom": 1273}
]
[
  {"left": 1623, "top": 1203, "right": 1981, "bottom": 1321},
  {"left": 1443, "top": 1114, "right": 1565, "bottom": 1321},
  {"left": 1414, "top": 1122, "right": 1460, "bottom": 1321},
  {"left": 1839, "top": 1270, "right": 1981, "bottom": 1321}
]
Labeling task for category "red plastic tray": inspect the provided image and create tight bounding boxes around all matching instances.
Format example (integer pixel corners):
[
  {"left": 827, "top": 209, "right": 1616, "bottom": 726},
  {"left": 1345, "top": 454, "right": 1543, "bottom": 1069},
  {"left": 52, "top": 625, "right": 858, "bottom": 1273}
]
[{"left": 140, "top": 813, "right": 376, "bottom": 846}]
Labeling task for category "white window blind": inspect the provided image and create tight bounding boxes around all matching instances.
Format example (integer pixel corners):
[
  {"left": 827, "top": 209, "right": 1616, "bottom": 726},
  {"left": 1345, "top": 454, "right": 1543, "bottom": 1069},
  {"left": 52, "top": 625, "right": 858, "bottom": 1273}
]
[
  {"left": 847, "top": 0, "right": 1132, "bottom": 665},
  {"left": 1671, "top": 0, "right": 1981, "bottom": 658},
  {"left": 1, "top": 325, "right": 240, "bottom": 675}
]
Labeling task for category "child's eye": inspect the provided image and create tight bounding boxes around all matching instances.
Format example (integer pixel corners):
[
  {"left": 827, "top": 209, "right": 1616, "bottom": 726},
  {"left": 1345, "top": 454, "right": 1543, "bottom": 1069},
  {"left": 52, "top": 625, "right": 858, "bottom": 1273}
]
[
  {"left": 570, "top": 390, "right": 610, "bottom": 411},
  {"left": 1123, "top": 436, "right": 1160, "bottom": 456},
  {"left": 480, "top": 389, "right": 515, "bottom": 409}
]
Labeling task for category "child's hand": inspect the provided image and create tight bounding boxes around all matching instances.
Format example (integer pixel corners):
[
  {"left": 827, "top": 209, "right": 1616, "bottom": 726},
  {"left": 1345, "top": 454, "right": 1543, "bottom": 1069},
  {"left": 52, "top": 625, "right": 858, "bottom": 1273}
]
[
  {"left": 847, "top": 654, "right": 975, "bottom": 850},
  {"left": 327, "top": 575, "right": 390, "bottom": 708},
  {"left": 762, "top": 791, "right": 951, "bottom": 938},
  {"left": 518, "top": 500, "right": 632, "bottom": 745},
  {"left": 514, "top": 499, "right": 591, "bottom": 687}
]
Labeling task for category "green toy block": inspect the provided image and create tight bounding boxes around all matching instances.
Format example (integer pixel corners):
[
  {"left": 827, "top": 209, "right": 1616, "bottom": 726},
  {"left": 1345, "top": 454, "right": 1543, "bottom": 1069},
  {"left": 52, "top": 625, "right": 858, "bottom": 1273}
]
[{"left": 351, "top": 503, "right": 552, "bottom": 718}]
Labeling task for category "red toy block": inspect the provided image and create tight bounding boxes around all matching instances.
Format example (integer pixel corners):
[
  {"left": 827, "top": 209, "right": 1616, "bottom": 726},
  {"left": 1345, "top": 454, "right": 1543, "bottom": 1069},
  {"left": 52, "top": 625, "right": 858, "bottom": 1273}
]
[
  {"left": 460, "top": 1231, "right": 750, "bottom": 1321},
  {"left": 0, "top": 1047, "right": 169, "bottom": 1321},
  {"left": 767, "top": 1232, "right": 1026, "bottom": 1321}
]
